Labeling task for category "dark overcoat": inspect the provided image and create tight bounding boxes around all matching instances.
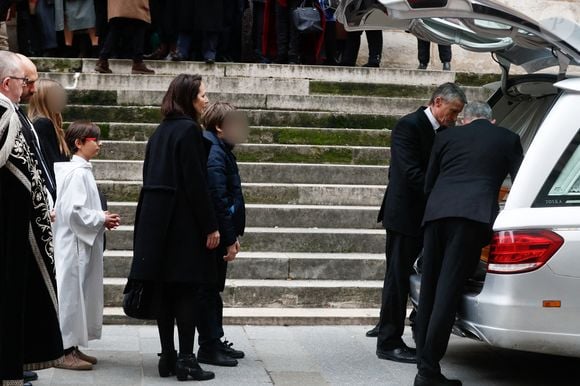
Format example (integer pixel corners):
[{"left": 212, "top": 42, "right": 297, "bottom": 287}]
[
  {"left": 377, "top": 107, "right": 435, "bottom": 237},
  {"left": 129, "top": 114, "right": 219, "bottom": 285},
  {"left": 204, "top": 131, "right": 246, "bottom": 291}
]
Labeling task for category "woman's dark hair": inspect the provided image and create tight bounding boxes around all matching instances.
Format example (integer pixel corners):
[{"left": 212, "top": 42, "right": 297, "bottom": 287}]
[
  {"left": 161, "top": 74, "right": 203, "bottom": 120},
  {"left": 66, "top": 121, "right": 101, "bottom": 154}
]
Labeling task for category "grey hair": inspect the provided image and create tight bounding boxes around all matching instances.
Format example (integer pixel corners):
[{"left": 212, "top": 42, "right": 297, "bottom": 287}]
[
  {"left": 463, "top": 101, "right": 493, "bottom": 121},
  {"left": 0, "top": 51, "right": 23, "bottom": 80},
  {"left": 428, "top": 82, "right": 468, "bottom": 105}
]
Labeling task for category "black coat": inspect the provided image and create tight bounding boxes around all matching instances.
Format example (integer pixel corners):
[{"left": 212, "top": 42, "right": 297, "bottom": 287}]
[
  {"left": 204, "top": 131, "right": 246, "bottom": 291},
  {"left": 378, "top": 107, "right": 436, "bottom": 236},
  {"left": 130, "top": 114, "right": 219, "bottom": 284},
  {"left": 33, "top": 117, "right": 69, "bottom": 183},
  {"left": 423, "top": 119, "right": 523, "bottom": 226}
]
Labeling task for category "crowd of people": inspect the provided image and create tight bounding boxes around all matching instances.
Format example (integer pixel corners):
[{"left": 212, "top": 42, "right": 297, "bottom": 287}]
[
  {"left": 0, "top": 0, "right": 453, "bottom": 73},
  {"left": 0, "top": 49, "right": 250, "bottom": 384}
]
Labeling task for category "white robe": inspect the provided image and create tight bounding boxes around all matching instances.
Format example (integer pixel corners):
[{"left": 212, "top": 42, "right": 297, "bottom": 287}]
[{"left": 53, "top": 155, "right": 105, "bottom": 349}]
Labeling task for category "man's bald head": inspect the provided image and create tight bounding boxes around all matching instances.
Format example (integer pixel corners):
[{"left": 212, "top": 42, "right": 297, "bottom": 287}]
[
  {"left": 0, "top": 51, "right": 25, "bottom": 103},
  {"left": 16, "top": 54, "right": 38, "bottom": 102}
]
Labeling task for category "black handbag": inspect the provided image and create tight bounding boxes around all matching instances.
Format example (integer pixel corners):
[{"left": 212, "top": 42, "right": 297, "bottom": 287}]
[
  {"left": 122, "top": 279, "right": 160, "bottom": 320},
  {"left": 292, "top": 0, "right": 323, "bottom": 34}
]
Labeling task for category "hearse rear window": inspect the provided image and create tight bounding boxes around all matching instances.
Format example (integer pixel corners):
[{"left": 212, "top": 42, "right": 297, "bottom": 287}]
[{"left": 534, "top": 130, "right": 580, "bottom": 207}]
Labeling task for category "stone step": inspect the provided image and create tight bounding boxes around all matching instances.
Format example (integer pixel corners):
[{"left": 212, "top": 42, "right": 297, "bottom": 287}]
[
  {"left": 98, "top": 181, "right": 385, "bottom": 206},
  {"left": 103, "top": 278, "right": 383, "bottom": 308},
  {"left": 108, "top": 202, "right": 381, "bottom": 229},
  {"left": 97, "top": 142, "right": 389, "bottom": 165},
  {"left": 103, "top": 306, "right": 381, "bottom": 326},
  {"left": 99, "top": 123, "right": 392, "bottom": 144},
  {"left": 42, "top": 72, "right": 311, "bottom": 96},
  {"left": 93, "top": 160, "right": 389, "bottom": 184},
  {"left": 105, "top": 226, "right": 385, "bottom": 253},
  {"left": 64, "top": 105, "right": 399, "bottom": 129},
  {"left": 104, "top": 251, "right": 385, "bottom": 280},
  {"left": 33, "top": 57, "right": 455, "bottom": 86}
]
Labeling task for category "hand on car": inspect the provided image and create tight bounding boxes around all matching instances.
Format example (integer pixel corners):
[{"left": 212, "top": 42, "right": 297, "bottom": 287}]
[
  {"left": 104, "top": 211, "right": 121, "bottom": 230},
  {"left": 206, "top": 231, "right": 220, "bottom": 249}
]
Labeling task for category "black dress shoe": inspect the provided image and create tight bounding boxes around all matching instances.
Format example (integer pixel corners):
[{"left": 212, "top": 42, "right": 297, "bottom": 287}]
[
  {"left": 376, "top": 345, "right": 417, "bottom": 363},
  {"left": 24, "top": 371, "right": 38, "bottom": 382},
  {"left": 414, "top": 373, "right": 462, "bottom": 386},
  {"left": 157, "top": 350, "right": 177, "bottom": 377},
  {"left": 418, "top": 63, "right": 428, "bottom": 70},
  {"left": 176, "top": 354, "right": 215, "bottom": 381},
  {"left": 366, "top": 324, "right": 379, "bottom": 337},
  {"left": 219, "top": 340, "right": 245, "bottom": 359},
  {"left": 198, "top": 344, "right": 238, "bottom": 367},
  {"left": 442, "top": 62, "right": 451, "bottom": 71}
]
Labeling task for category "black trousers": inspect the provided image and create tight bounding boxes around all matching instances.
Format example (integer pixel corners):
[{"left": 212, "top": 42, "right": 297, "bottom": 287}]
[
  {"left": 377, "top": 230, "right": 422, "bottom": 350},
  {"left": 197, "top": 288, "right": 225, "bottom": 347},
  {"left": 252, "top": 1, "right": 266, "bottom": 60},
  {"left": 99, "top": 18, "right": 147, "bottom": 62},
  {"left": 416, "top": 218, "right": 491, "bottom": 377},
  {"left": 341, "top": 30, "right": 383, "bottom": 66},
  {"left": 417, "top": 38, "right": 451, "bottom": 64},
  {"left": 275, "top": 0, "right": 300, "bottom": 62}
]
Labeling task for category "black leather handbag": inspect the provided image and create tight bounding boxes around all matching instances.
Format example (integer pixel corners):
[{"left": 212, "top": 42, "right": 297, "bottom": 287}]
[
  {"left": 292, "top": 0, "right": 323, "bottom": 34},
  {"left": 123, "top": 279, "right": 160, "bottom": 320}
]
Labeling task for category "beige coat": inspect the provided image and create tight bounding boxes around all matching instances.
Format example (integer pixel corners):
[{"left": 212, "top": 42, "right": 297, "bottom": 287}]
[{"left": 107, "top": 0, "right": 151, "bottom": 23}]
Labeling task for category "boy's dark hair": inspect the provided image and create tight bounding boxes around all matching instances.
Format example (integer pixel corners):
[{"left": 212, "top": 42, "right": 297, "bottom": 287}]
[
  {"left": 161, "top": 73, "right": 203, "bottom": 120},
  {"left": 66, "top": 121, "right": 101, "bottom": 154},
  {"left": 202, "top": 102, "right": 236, "bottom": 134}
]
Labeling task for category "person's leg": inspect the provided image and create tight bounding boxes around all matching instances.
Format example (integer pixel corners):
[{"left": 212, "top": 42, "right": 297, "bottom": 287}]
[
  {"left": 377, "top": 231, "right": 422, "bottom": 354},
  {"left": 438, "top": 44, "right": 452, "bottom": 70},
  {"left": 287, "top": 0, "right": 300, "bottom": 63},
  {"left": 323, "top": 21, "right": 337, "bottom": 65},
  {"left": 128, "top": 19, "right": 155, "bottom": 73},
  {"left": 274, "top": 0, "right": 289, "bottom": 63},
  {"left": 99, "top": 18, "right": 121, "bottom": 60},
  {"left": 340, "top": 31, "right": 362, "bottom": 66},
  {"left": 417, "top": 38, "right": 430, "bottom": 67},
  {"left": 364, "top": 30, "right": 383, "bottom": 67},
  {"left": 175, "top": 32, "right": 192, "bottom": 60},
  {"left": 252, "top": 1, "right": 267, "bottom": 62},
  {"left": 202, "top": 31, "right": 220, "bottom": 63},
  {"left": 418, "top": 219, "right": 488, "bottom": 378}
]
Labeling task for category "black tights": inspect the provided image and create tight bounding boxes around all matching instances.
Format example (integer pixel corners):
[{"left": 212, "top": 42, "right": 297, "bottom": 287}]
[{"left": 156, "top": 284, "right": 200, "bottom": 355}]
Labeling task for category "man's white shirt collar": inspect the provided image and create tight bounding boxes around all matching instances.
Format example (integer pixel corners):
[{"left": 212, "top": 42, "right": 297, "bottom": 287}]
[{"left": 424, "top": 106, "right": 440, "bottom": 132}]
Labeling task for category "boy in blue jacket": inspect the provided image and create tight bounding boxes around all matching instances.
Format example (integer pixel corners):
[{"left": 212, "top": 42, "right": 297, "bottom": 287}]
[{"left": 198, "top": 102, "right": 248, "bottom": 366}]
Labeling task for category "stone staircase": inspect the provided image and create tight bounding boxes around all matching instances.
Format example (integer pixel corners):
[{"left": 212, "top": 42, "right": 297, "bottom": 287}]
[{"left": 34, "top": 58, "right": 496, "bottom": 325}]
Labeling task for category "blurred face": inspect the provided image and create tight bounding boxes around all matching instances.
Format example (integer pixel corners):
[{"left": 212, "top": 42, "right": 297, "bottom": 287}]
[
  {"left": 47, "top": 86, "right": 67, "bottom": 113},
  {"left": 20, "top": 66, "right": 38, "bottom": 102},
  {"left": 75, "top": 137, "right": 101, "bottom": 161},
  {"left": 193, "top": 82, "right": 209, "bottom": 117},
  {"left": 1, "top": 73, "right": 25, "bottom": 103},
  {"left": 430, "top": 96, "right": 465, "bottom": 127},
  {"left": 218, "top": 111, "right": 250, "bottom": 145}
]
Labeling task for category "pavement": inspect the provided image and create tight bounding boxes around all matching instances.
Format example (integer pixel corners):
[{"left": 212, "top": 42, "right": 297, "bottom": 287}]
[{"left": 34, "top": 325, "right": 579, "bottom": 386}]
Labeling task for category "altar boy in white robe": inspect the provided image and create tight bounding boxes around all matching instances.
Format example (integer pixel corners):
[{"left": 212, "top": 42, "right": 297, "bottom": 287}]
[{"left": 53, "top": 121, "right": 121, "bottom": 370}]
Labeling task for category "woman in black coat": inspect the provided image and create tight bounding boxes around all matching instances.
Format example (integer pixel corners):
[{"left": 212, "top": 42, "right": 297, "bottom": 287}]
[{"left": 128, "top": 74, "right": 220, "bottom": 381}]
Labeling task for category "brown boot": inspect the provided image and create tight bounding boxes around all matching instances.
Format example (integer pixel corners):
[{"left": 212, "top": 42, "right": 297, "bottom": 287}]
[
  {"left": 95, "top": 59, "right": 112, "bottom": 74},
  {"left": 55, "top": 351, "right": 93, "bottom": 371},
  {"left": 75, "top": 348, "right": 98, "bottom": 365},
  {"left": 132, "top": 60, "right": 155, "bottom": 75}
]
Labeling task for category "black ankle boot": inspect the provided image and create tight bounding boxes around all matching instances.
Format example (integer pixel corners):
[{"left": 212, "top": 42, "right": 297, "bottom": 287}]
[
  {"left": 176, "top": 354, "right": 215, "bottom": 382},
  {"left": 198, "top": 341, "right": 239, "bottom": 367},
  {"left": 157, "top": 350, "right": 177, "bottom": 377}
]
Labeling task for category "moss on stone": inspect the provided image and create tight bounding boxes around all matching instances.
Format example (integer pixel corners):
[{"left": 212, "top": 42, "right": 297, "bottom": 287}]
[
  {"left": 32, "top": 58, "right": 82, "bottom": 73},
  {"left": 67, "top": 90, "right": 117, "bottom": 105},
  {"left": 310, "top": 82, "right": 432, "bottom": 98},
  {"left": 455, "top": 72, "right": 501, "bottom": 86}
]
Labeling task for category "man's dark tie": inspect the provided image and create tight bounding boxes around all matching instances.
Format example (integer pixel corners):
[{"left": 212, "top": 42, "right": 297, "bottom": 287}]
[{"left": 15, "top": 106, "right": 56, "bottom": 199}]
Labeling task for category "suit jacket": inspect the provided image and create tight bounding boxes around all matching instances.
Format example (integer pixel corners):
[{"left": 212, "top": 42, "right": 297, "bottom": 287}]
[
  {"left": 378, "top": 107, "right": 436, "bottom": 236},
  {"left": 423, "top": 119, "right": 523, "bottom": 226}
]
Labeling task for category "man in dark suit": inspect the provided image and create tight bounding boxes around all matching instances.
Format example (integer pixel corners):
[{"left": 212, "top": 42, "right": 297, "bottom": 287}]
[
  {"left": 414, "top": 102, "right": 523, "bottom": 386},
  {"left": 374, "top": 83, "right": 467, "bottom": 363}
]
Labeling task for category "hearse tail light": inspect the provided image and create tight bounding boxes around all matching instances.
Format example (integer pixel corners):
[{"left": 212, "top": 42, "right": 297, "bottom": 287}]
[{"left": 488, "top": 230, "right": 564, "bottom": 274}]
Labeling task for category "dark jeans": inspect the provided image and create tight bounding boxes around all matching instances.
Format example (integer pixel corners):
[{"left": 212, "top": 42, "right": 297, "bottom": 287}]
[
  {"left": 157, "top": 283, "right": 202, "bottom": 355},
  {"left": 197, "top": 288, "right": 225, "bottom": 347},
  {"left": 275, "top": 0, "right": 300, "bottom": 62},
  {"left": 416, "top": 218, "right": 490, "bottom": 377},
  {"left": 377, "top": 230, "right": 422, "bottom": 350},
  {"left": 417, "top": 39, "right": 451, "bottom": 64},
  {"left": 99, "top": 17, "right": 147, "bottom": 62},
  {"left": 341, "top": 30, "right": 383, "bottom": 66},
  {"left": 252, "top": 1, "right": 267, "bottom": 61}
]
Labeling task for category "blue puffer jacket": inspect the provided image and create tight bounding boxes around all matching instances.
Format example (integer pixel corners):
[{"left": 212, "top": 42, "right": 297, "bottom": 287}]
[{"left": 204, "top": 130, "right": 246, "bottom": 247}]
